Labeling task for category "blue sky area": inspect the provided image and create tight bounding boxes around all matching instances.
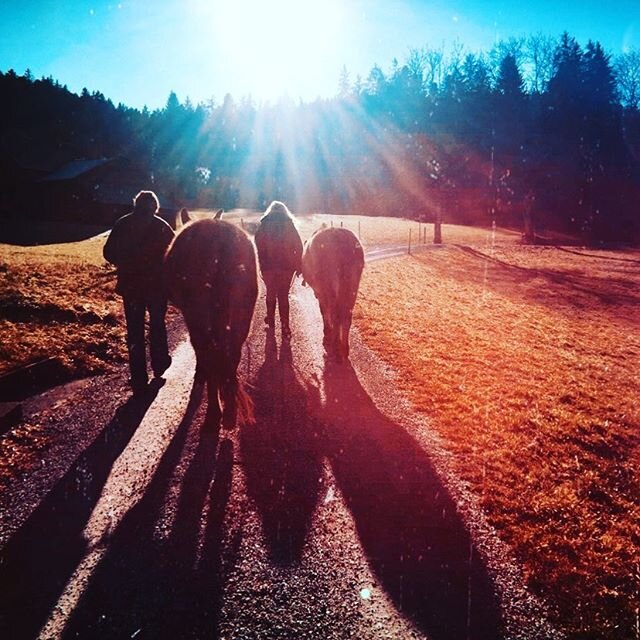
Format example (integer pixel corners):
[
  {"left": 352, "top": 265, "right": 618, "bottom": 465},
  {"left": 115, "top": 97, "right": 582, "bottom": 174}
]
[{"left": 0, "top": 0, "right": 638, "bottom": 109}]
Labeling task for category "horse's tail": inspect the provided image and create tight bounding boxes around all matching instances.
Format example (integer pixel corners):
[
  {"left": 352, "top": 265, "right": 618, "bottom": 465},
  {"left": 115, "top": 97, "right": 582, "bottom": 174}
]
[
  {"left": 235, "top": 382, "right": 255, "bottom": 426},
  {"left": 336, "top": 241, "right": 365, "bottom": 314}
]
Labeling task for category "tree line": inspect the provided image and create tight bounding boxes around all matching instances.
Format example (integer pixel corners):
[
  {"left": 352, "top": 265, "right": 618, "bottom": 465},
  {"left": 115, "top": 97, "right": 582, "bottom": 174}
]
[{"left": 1, "top": 32, "right": 639, "bottom": 243}]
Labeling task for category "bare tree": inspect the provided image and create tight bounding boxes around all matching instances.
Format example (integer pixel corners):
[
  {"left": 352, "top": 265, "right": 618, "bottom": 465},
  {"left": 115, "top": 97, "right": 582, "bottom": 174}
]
[
  {"left": 614, "top": 49, "right": 640, "bottom": 109},
  {"left": 524, "top": 33, "right": 556, "bottom": 94},
  {"left": 424, "top": 46, "right": 445, "bottom": 93},
  {"left": 463, "top": 52, "right": 491, "bottom": 94},
  {"left": 406, "top": 48, "right": 427, "bottom": 86},
  {"left": 441, "top": 40, "right": 466, "bottom": 98},
  {"left": 447, "top": 39, "right": 465, "bottom": 73}
]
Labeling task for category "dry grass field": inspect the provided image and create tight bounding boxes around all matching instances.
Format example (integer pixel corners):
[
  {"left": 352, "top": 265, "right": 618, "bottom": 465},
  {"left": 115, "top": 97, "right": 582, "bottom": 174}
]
[
  {"left": 0, "top": 214, "right": 638, "bottom": 636},
  {"left": 0, "top": 233, "right": 127, "bottom": 378},
  {"left": 225, "top": 208, "right": 516, "bottom": 248},
  {"left": 354, "top": 235, "right": 640, "bottom": 638}
]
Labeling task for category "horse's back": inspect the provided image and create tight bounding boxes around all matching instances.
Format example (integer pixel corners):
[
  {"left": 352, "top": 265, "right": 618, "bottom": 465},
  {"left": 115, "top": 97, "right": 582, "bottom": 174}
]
[
  {"left": 166, "top": 219, "right": 257, "bottom": 310},
  {"left": 302, "top": 227, "right": 364, "bottom": 299}
]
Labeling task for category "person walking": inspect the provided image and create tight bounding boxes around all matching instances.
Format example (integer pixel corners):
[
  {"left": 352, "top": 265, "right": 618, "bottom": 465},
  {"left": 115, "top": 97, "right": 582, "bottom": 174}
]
[
  {"left": 103, "top": 190, "right": 175, "bottom": 393},
  {"left": 254, "top": 201, "right": 303, "bottom": 340}
]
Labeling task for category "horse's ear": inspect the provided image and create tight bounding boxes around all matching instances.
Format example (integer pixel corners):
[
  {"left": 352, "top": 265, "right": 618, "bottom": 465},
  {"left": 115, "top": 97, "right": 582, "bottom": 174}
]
[
  {"left": 214, "top": 209, "right": 224, "bottom": 220},
  {"left": 179, "top": 208, "right": 193, "bottom": 227}
]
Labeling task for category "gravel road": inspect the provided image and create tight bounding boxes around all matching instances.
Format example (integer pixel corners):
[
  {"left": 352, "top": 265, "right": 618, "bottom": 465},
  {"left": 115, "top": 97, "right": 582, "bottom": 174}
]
[{"left": 0, "top": 277, "right": 563, "bottom": 640}]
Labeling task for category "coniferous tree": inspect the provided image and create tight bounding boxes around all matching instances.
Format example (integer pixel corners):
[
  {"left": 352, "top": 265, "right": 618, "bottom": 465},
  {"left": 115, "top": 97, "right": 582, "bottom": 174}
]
[
  {"left": 581, "top": 41, "right": 630, "bottom": 241},
  {"left": 1, "top": 32, "right": 639, "bottom": 242},
  {"left": 338, "top": 65, "right": 351, "bottom": 99},
  {"left": 548, "top": 32, "right": 584, "bottom": 114},
  {"left": 583, "top": 41, "right": 617, "bottom": 111},
  {"left": 495, "top": 53, "right": 525, "bottom": 98}
]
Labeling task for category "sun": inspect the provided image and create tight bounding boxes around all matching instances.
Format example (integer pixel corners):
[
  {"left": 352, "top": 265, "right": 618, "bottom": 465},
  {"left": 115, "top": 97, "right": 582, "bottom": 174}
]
[{"left": 204, "top": 0, "right": 348, "bottom": 101}]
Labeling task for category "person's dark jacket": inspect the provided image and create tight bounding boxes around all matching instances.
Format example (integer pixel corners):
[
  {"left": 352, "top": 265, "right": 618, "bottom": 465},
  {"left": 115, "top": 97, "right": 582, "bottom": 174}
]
[
  {"left": 254, "top": 213, "right": 303, "bottom": 274},
  {"left": 103, "top": 212, "right": 175, "bottom": 297}
]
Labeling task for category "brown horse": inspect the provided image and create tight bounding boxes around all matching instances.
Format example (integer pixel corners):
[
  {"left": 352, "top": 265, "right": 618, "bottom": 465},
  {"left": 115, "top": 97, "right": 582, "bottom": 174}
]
[
  {"left": 302, "top": 227, "right": 364, "bottom": 361},
  {"left": 165, "top": 217, "right": 258, "bottom": 429}
]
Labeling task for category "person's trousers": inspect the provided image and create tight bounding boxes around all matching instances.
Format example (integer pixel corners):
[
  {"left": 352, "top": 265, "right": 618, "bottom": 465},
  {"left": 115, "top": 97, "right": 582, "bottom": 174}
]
[
  {"left": 262, "top": 270, "right": 294, "bottom": 330},
  {"left": 123, "top": 294, "right": 170, "bottom": 385}
]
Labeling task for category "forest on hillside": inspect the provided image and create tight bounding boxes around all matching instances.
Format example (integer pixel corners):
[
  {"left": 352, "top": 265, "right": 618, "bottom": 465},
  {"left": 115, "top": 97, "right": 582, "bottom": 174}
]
[{"left": 1, "top": 32, "right": 639, "bottom": 243}]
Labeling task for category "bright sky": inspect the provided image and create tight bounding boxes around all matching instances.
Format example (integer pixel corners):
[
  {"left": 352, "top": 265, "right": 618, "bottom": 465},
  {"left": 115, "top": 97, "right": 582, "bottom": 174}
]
[{"left": 0, "top": 0, "right": 638, "bottom": 109}]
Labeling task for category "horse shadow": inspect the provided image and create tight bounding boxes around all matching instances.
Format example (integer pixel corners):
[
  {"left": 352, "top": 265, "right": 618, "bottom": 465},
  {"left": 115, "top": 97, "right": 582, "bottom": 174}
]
[
  {"left": 320, "top": 361, "right": 504, "bottom": 640},
  {"left": 61, "top": 383, "right": 235, "bottom": 640},
  {"left": 0, "top": 382, "right": 163, "bottom": 640},
  {"left": 240, "top": 331, "right": 324, "bottom": 565}
]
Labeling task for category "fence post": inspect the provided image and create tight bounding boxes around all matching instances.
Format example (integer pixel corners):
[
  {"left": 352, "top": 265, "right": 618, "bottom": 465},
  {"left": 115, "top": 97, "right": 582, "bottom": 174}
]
[{"left": 434, "top": 206, "right": 442, "bottom": 244}]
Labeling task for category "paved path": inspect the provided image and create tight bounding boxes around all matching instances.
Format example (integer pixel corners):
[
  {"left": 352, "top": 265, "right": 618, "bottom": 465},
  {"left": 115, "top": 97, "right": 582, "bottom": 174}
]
[{"left": 0, "top": 279, "right": 561, "bottom": 639}]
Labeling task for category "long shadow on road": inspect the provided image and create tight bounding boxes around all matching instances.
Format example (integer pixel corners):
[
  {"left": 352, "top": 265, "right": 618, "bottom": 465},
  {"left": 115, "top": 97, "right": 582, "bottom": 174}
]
[
  {"left": 321, "top": 360, "right": 504, "bottom": 640},
  {"left": 241, "top": 331, "right": 323, "bottom": 565},
  {"left": 0, "top": 383, "right": 162, "bottom": 640},
  {"left": 61, "top": 384, "right": 234, "bottom": 640}
]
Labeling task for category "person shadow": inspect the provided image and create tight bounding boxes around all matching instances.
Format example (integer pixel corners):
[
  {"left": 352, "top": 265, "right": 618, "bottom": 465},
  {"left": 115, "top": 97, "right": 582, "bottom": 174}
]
[
  {"left": 240, "top": 331, "right": 324, "bottom": 565},
  {"left": 61, "top": 382, "right": 235, "bottom": 640},
  {"left": 320, "top": 360, "right": 504, "bottom": 640},
  {"left": 0, "top": 381, "right": 163, "bottom": 640}
]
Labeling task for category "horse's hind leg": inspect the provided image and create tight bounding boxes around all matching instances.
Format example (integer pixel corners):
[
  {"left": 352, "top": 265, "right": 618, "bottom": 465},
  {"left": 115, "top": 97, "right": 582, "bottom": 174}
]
[
  {"left": 220, "top": 348, "right": 242, "bottom": 429},
  {"left": 320, "top": 299, "right": 338, "bottom": 356},
  {"left": 336, "top": 319, "right": 346, "bottom": 361},
  {"left": 184, "top": 312, "right": 209, "bottom": 386},
  {"left": 205, "top": 369, "right": 222, "bottom": 431},
  {"left": 220, "top": 374, "right": 238, "bottom": 430},
  {"left": 340, "top": 308, "right": 353, "bottom": 360},
  {"left": 334, "top": 319, "right": 346, "bottom": 362},
  {"left": 194, "top": 350, "right": 208, "bottom": 386},
  {"left": 319, "top": 300, "right": 331, "bottom": 348}
]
